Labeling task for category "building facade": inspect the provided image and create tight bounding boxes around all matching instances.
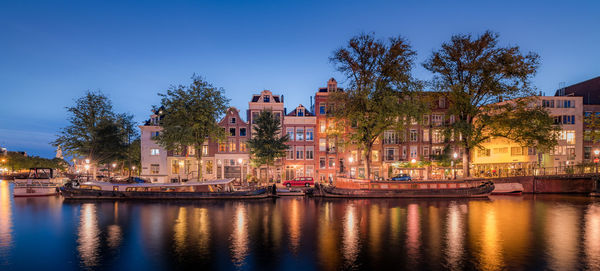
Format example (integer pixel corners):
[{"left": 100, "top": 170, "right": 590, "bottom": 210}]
[{"left": 283, "top": 105, "right": 316, "bottom": 180}]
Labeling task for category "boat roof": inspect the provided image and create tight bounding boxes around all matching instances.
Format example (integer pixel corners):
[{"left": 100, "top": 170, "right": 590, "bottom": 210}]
[{"left": 80, "top": 179, "right": 234, "bottom": 187}]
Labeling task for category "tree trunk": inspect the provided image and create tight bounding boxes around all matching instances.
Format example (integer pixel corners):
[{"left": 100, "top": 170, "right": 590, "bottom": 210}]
[
  {"left": 365, "top": 145, "right": 372, "bottom": 180},
  {"left": 196, "top": 150, "right": 203, "bottom": 182},
  {"left": 462, "top": 147, "right": 470, "bottom": 178}
]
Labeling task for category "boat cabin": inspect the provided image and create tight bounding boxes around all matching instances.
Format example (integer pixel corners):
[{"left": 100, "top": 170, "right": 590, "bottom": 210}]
[{"left": 77, "top": 179, "right": 236, "bottom": 193}]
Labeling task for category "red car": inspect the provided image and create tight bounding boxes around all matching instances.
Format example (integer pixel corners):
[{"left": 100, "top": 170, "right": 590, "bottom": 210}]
[{"left": 283, "top": 177, "right": 314, "bottom": 187}]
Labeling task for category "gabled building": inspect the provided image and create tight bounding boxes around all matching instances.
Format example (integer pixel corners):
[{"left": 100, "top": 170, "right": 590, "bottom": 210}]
[
  {"left": 247, "top": 90, "right": 285, "bottom": 180},
  {"left": 283, "top": 104, "right": 316, "bottom": 180},
  {"left": 139, "top": 108, "right": 168, "bottom": 183}
]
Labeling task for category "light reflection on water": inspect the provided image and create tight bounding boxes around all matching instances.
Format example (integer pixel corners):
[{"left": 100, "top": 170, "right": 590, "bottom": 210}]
[
  {"left": 1, "top": 182, "right": 600, "bottom": 270},
  {"left": 0, "top": 181, "right": 13, "bottom": 263}
]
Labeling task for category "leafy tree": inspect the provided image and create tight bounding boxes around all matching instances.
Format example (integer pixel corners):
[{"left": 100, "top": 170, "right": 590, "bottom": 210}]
[
  {"left": 423, "top": 31, "right": 558, "bottom": 177},
  {"left": 155, "top": 75, "right": 229, "bottom": 181},
  {"left": 585, "top": 113, "right": 600, "bottom": 144},
  {"left": 246, "top": 110, "right": 289, "bottom": 182},
  {"left": 53, "top": 91, "right": 132, "bottom": 177},
  {"left": 329, "top": 33, "right": 424, "bottom": 179},
  {"left": 3, "top": 152, "right": 67, "bottom": 171}
]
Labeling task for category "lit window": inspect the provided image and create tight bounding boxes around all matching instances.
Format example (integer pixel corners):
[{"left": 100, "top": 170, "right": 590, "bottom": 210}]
[
  {"left": 150, "top": 149, "right": 160, "bottom": 156},
  {"left": 306, "top": 128, "right": 314, "bottom": 141},
  {"left": 296, "top": 128, "right": 304, "bottom": 141}
]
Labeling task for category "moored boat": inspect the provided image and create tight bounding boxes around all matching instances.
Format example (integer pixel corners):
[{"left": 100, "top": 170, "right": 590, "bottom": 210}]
[
  {"left": 60, "top": 178, "right": 271, "bottom": 199},
  {"left": 276, "top": 188, "right": 305, "bottom": 196},
  {"left": 491, "top": 182, "right": 523, "bottom": 195},
  {"left": 315, "top": 178, "right": 494, "bottom": 198},
  {"left": 13, "top": 168, "right": 67, "bottom": 197}
]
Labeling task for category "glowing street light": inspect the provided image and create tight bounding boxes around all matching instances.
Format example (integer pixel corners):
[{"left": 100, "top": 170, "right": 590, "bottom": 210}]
[
  {"left": 85, "top": 159, "right": 90, "bottom": 164},
  {"left": 594, "top": 149, "right": 600, "bottom": 173},
  {"left": 410, "top": 158, "right": 416, "bottom": 164},
  {"left": 349, "top": 156, "right": 354, "bottom": 163},
  {"left": 452, "top": 152, "right": 458, "bottom": 180},
  {"left": 238, "top": 158, "right": 244, "bottom": 184},
  {"left": 112, "top": 163, "right": 117, "bottom": 168}
]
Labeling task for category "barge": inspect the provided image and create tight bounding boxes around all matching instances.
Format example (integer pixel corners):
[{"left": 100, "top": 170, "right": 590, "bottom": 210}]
[
  {"left": 315, "top": 178, "right": 494, "bottom": 198},
  {"left": 60, "top": 179, "right": 271, "bottom": 200}
]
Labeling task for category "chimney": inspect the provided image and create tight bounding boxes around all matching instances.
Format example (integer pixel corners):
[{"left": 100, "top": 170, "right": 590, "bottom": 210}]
[
  {"left": 310, "top": 96, "right": 313, "bottom": 113},
  {"left": 284, "top": 107, "right": 287, "bottom": 115},
  {"left": 281, "top": 95, "right": 284, "bottom": 104}
]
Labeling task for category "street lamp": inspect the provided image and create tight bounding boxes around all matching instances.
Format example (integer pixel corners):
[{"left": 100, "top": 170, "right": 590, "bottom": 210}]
[
  {"left": 594, "top": 149, "right": 600, "bottom": 173},
  {"left": 453, "top": 152, "right": 458, "bottom": 180},
  {"left": 349, "top": 156, "right": 354, "bottom": 163},
  {"left": 84, "top": 164, "right": 90, "bottom": 181},
  {"left": 238, "top": 158, "right": 243, "bottom": 185}
]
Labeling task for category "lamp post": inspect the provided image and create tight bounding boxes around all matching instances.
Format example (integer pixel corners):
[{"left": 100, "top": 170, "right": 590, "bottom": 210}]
[
  {"left": 453, "top": 152, "right": 458, "bottom": 180},
  {"left": 594, "top": 149, "right": 599, "bottom": 173},
  {"left": 112, "top": 163, "right": 117, "bottom": 179},
  {"left": 84, "top": 164, "right": 90, "bottom": 181},
  {"left": 238, "top": 158, "right": 243, "bottom": 185}
]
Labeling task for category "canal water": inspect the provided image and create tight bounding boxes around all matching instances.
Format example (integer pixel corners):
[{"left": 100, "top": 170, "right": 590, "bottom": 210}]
[{"left": 1, "top": 180, "right": 600, "bottom": 271}]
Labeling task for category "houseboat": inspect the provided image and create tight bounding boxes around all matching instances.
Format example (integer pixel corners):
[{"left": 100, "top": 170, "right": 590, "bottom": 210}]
[
  {"left": 13, "top": 168, "right": 67, "bottom": 197},
  {"left": 60, "top": 179, "right": 271, "bottom": 199},
  {"left": 315, "top": 178, "right": 494, "bottom": 198},
  {"left": 490, "top": 182, "right": 524, "bottom": 195}
]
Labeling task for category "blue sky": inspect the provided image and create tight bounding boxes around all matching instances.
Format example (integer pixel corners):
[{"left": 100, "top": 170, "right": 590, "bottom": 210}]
[{"left": 1, "top": 0, "right": 599, "bottom": 158}]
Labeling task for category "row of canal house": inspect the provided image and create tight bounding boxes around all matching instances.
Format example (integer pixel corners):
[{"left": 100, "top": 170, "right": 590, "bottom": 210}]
[
  {"left": 139, "top": 78, "right": 461, "bottom": 183},
  {"left": 140, "top": 76, "right": 600, "bottom": 183}
]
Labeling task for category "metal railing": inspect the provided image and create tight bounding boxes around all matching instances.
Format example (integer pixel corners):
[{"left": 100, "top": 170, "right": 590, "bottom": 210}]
[{"left": 470, "top": 165, "right": 600, "bottom": 178}]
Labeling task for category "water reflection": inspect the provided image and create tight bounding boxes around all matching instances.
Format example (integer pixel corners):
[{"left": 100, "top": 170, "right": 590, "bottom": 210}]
[
  {"left": 406, "top": 204, "right": 421, "bottom": 264},
  {"left": 445, "top": 202, "right": 465, "bottom": 270},
  {"left": 287, "top": 199, "right": 301, "bottom": 254},
  {"left": 546, "top": 204, "right": 579, "bottom": 271},
  {"left": 342, "top": 204, "right": 359, "bottom": 268},
  {"left": 584, "top": 204, "right": 600, "bottom": 270},
  {"left": 2, "top": 194, "right": 600, "bottom": 270},
  {"left": 77, "top": 203, "right": 100, "bottom": 267},
  {"left": 0, "top": 181, "right": 13, "bottom": 260},
  {"left": 230, "top": 203, "right": 248, "bottom": 267}
]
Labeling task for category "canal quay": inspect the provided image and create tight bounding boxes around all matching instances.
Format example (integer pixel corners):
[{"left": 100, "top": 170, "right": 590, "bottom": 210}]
[{"left": 1, "top": 180, "right": 600, "bottom": 271}]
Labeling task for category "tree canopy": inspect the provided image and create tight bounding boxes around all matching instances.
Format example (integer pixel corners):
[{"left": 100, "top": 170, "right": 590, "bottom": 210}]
[
  {"left": 423, "top": 31, "right": 558, "bottom": 177},
  {"left": 246, "top": 110, "right": 289, "bottom": 181},
  {"left": 155, "top": 75, "right": 229, "bottom": 181},
  {"left": 53, "top": 91, "right": 137, "bottom": 167},
  {"left": 329, "top": 33, "right": 424, "bottom": 179},
  {"left": 2, "top": 152, "right": 67, "bottom": 171}
]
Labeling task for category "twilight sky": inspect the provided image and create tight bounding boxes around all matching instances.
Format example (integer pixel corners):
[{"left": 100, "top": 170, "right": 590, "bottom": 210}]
[{"left": 0, "top": 0, "right": 599, "bottom": 158}]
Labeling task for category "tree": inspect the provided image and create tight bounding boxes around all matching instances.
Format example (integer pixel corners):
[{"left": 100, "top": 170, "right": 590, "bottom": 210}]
[
  {"left": 246, "top": 110, "right": 289, "bottom": 182},
  {"left": 155, "top": 75, "right": 229, "bottom": 181},
  {"left": 329, "top": 33, "right": 424, "bottom": 179},
  {"left": 53, "top": 91, "right": 131, "bottom": 177},
  {"left": 423, "top": 31, "right": 558, "bottom": 177},
  {"left": 585, "top": 113, "right": 600, "bottom": 144}
]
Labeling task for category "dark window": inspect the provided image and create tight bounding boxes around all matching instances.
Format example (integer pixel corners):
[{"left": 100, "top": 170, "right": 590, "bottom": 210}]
[
  {"left": 264, "top": 95, "right": 270, "bottom": 102},
  {"left": 239, "top": 128, "right": 246, "bottom": 136},
  {"left": 230, "top": 117, "right": 236, "bottom": 124},
  {"left": 229, "top": 128, "right": 236, "bottom": 136},
  {"left": 319, "top": 103, "right": 326, "bottom": 115}
]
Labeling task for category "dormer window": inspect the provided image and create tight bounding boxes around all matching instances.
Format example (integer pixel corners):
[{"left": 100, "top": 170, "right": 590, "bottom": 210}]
[
  {"left": 230, "top": 117, "right": 236, "bottom": 124},
  {"left": 264, "top": 95, "right": 270, "bottom": 102},
  {"left": 298, "top": 109, "right": 304, "bottom": 116}
]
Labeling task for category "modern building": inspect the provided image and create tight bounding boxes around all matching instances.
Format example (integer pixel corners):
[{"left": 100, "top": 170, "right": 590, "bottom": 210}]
[
  {"left": 471, "top": 95, "right": 584, "bottom": 175},
  {"left": 554, "top": 76, "right": 600, "bottom": 163}
]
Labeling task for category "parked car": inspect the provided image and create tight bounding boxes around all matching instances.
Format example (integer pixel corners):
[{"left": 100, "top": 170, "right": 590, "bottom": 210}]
[
  {"left": 282, "top": 177, "right": 315, "bottom": 187},
  {"left": 391, "top": 174, "right": 412, "bottom": 181}
]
